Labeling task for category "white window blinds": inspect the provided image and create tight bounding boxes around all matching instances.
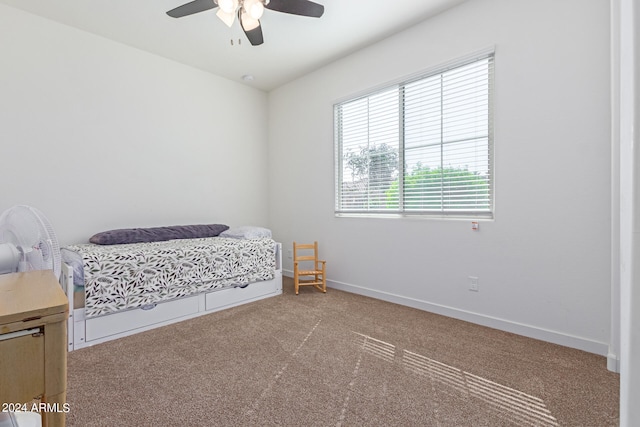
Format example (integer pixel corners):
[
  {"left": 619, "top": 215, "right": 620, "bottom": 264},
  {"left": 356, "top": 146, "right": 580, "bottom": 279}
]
[{"left": 335, "top": 53, "right": 494, "bottom": 217}]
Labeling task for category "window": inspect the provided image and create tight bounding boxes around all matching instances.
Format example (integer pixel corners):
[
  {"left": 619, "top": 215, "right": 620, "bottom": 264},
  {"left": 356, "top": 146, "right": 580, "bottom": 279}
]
[{"left": 334, "top": 53, "right": 494, "bottom": 218}]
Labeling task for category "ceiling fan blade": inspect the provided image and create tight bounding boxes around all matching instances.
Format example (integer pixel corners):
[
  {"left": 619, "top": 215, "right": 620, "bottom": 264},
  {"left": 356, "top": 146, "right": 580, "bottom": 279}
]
[
  {"left": 265, "top": 0, "right": 324, "bottom": 18},
  {"left": 240, "top": 20, "right": 264, "bottom": 46},
  {"left": 167, "top": 0, "right": 217, "bottom": 18}
]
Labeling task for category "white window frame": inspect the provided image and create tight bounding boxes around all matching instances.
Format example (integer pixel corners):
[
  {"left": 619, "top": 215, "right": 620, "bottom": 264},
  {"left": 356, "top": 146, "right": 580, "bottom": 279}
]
[{"left": 334, "top": 51, "right": 495, "bottom": 219}]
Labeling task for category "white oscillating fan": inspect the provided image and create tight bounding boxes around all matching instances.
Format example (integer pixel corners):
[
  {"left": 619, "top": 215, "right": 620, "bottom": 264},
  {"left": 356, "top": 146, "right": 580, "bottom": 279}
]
[{"left": 0, "top": 205, "right": 61, "bottom": 279}]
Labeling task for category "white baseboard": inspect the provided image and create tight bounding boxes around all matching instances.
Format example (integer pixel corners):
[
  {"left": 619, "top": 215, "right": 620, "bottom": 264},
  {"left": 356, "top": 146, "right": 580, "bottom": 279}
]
[
  {"left": 607, "top": 353, "right": 620, "bottom": 373},
  {"left": 283, "top": 271, "right": 611, "bottom": 357}
]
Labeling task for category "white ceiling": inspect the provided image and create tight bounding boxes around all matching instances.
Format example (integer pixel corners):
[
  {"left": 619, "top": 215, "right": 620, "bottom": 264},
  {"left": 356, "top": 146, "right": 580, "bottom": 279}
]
[{"left": 0, "top": 0, "right": 467, "bottom": 91}]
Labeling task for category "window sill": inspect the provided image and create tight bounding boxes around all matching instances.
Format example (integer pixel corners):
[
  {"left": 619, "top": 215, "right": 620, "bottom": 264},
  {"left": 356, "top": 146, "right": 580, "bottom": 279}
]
[{"left": 334, "top": 212, "right": 494, "bottom": 221}]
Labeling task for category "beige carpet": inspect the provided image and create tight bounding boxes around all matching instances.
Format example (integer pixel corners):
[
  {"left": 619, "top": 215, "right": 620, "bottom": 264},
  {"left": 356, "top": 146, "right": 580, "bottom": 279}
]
[{"left": 66, "top": 277, "right": 619, "bottom": 426}]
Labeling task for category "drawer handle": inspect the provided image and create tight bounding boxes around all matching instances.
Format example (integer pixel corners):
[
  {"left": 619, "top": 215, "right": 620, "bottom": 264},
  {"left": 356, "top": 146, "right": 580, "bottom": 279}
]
[
  {"left": 0, "top": 328, "right": 41, "bottom": 342},
  {"left": 141, "top": 303, "right": 157, "bottom": 311}
]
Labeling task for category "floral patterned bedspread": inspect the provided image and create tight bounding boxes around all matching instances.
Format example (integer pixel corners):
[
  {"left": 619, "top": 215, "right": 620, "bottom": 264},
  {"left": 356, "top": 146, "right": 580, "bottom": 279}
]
[{"left": 65, "top": 237, "right": 276, "bottom": 318}]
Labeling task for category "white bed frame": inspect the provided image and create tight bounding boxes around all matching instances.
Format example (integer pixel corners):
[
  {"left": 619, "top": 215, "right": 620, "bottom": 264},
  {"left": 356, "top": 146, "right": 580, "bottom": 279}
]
[{"left": 60, "top": 242, "right": 283, "bottom": 351}]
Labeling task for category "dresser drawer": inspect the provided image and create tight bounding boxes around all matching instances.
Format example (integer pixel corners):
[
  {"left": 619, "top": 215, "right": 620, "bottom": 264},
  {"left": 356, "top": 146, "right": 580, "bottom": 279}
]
[{"left": 0, "top": 330, "right": 44, "bottom": 404}]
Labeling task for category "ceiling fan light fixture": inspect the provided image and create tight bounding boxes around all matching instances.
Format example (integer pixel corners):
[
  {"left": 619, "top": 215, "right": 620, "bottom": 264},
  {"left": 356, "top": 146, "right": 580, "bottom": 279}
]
[
  {"left": 216, "top": 7, "right": 236, "bottom": 27},
  {"left": 243, "top": 0, "right": 265, "bottom": 20},
  {"left": 217, "top": 0, "right": 237, "bottom": 14}
]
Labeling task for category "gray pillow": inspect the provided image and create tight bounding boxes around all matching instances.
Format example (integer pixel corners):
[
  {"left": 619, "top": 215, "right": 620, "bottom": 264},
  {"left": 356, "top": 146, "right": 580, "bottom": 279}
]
[
  {"left": 89, "top": 224, "right": 229, "bottom": 245},
  {"left": 219, "top": 226, "right": 272, "bottom": 239}
]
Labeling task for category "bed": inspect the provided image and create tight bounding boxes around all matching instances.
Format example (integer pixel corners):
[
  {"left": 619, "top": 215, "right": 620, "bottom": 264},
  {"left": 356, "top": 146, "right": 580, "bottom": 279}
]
[{"left": 60, "top": 225, "right": 282, "bottom": 351}]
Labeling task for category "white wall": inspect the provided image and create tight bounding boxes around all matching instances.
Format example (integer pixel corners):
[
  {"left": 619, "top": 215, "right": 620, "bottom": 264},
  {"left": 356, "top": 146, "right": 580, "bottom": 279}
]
[
  {"left": 268, "top": 0, "right": 612, "bottom": 355},
  {"left": 0, "top": 0, "right": 615, "bottom": 358},
  {"left": 0, "top": 4, "right": 269, "bottom": 246}
]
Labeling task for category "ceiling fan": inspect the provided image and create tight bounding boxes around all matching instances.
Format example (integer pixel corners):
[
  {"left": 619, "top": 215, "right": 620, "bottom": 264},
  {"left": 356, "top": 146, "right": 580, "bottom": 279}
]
[{"left": 166, "top": 0, "right": 325, "bottom": 46}]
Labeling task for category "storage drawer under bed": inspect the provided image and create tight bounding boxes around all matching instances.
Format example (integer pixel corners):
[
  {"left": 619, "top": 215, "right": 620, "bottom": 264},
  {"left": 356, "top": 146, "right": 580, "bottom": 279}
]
[
  {"left": 205, "top": 279, "right": 279, "bottom": 311},
  {"left": 85, "top": 295, "right": 200, "bottom": 342}
]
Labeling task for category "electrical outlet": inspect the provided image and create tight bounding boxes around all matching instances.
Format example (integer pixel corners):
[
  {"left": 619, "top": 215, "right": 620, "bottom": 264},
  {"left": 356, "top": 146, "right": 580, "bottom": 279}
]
[
  {"left": 469, "top": 276, "right": 479, "bottom": 292},
  {"left": 287, "top": 249, "right": 292, "bottom": 259}
]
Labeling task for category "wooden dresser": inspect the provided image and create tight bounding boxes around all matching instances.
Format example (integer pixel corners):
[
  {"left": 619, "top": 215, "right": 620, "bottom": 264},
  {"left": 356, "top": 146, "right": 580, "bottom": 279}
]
[{"left": 0, "top": 270, "right": 68, "bottom": 427}]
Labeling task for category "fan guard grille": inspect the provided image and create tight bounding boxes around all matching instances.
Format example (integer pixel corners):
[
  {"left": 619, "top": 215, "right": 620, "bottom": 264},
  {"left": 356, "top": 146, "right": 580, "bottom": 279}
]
[{"left": 0, "top": 205, "right": 61, "bottom": 279}]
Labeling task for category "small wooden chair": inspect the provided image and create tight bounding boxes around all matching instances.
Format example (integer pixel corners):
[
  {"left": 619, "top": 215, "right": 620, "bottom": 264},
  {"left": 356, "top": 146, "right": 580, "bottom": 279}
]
[{"left": 293, "top": 241, "right": 326, "bottom": 295}]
